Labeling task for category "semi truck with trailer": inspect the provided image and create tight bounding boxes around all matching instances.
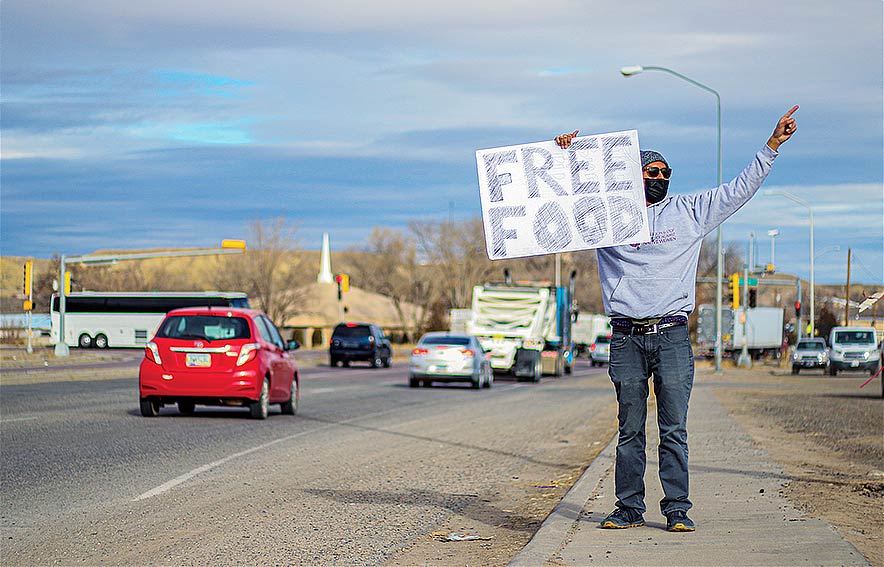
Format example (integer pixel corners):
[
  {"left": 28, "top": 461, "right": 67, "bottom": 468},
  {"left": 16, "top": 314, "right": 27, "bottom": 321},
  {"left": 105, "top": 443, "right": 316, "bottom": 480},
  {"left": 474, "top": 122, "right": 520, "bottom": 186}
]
[{"left": 467, "top": 273, "right": 575, "bottom": 381}]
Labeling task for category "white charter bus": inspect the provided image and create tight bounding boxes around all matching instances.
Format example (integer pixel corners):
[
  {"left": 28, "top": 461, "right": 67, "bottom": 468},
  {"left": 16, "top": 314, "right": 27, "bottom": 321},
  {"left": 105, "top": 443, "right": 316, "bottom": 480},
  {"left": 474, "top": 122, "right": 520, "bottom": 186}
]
[{"left": 50, "top": 291, "right": 250, "bottom": 349}]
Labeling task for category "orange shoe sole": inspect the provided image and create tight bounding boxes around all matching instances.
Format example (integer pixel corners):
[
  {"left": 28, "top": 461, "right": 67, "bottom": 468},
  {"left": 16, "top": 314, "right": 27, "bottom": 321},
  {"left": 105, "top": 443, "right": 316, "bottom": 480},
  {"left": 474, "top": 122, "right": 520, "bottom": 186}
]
[{"left": 600, "top": 520, "right": 645, "bottom": 529}]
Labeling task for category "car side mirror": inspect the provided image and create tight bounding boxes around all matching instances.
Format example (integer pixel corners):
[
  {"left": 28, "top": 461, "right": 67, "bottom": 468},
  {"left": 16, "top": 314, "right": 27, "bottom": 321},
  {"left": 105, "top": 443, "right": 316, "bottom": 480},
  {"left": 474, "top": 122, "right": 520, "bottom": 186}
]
[{"left": 286, "top": 340, "right": 300, "bottom": 351}]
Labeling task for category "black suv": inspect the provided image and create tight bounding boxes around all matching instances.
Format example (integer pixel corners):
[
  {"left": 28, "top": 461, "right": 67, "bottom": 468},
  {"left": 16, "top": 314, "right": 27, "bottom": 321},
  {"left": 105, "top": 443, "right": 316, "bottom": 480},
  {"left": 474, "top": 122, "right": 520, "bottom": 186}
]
[{"left": 329, "top": 322, "right": 393, "bottom": 368}]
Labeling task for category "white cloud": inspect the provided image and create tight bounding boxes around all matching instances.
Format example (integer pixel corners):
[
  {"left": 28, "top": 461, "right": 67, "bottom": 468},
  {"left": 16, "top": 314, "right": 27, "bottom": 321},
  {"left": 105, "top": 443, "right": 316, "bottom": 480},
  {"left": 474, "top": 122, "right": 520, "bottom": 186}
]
[{"left": 731, "top": 183, "right": 884, "bottom": 232}]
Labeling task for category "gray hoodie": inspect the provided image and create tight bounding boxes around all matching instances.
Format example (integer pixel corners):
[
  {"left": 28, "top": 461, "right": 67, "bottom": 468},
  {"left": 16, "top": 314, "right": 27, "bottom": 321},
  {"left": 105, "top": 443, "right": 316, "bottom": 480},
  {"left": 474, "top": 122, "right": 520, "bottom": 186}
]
[{"left": 597, "top": 145, "right": 778, "bottom": 319}]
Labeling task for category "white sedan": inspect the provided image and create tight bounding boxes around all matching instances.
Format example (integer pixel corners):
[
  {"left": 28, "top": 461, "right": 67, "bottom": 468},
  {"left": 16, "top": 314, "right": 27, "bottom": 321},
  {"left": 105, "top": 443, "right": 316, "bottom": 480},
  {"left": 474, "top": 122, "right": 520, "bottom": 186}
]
[{"left": 409, "top": 333, "right": 493, "bottom": 389}]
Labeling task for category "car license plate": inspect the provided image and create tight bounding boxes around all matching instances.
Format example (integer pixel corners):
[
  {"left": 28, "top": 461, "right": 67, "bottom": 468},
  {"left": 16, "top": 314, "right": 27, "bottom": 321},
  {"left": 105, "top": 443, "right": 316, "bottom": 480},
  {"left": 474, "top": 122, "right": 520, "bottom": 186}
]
[
  {"left": 431, "top": 365, "right": 447, "bottom": 373},
  {"left": 186, "top": 353, "right": 211, "bottom": 367},
  {"left": 851, "top": 361, "right": 859, "bottom": 367}
]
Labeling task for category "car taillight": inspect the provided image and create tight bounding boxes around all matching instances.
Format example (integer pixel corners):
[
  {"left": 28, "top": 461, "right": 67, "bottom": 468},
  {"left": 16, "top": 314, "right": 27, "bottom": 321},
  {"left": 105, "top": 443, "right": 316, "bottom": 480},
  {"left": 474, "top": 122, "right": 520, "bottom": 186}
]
[
  {"left": 460, "top": 349, "right": 475, "bottom": 358},
  {"left": 590, "top": 344, "right": 597, "bottom": 352},
  {"left": 236, "top": 343, "right": 261, "bottom": 366},
  {"left": 145, "top": 341, "right": 162, "bottom": 365},
  {"left": 412, "top": 348, "right": 428, "bottom": 356}
]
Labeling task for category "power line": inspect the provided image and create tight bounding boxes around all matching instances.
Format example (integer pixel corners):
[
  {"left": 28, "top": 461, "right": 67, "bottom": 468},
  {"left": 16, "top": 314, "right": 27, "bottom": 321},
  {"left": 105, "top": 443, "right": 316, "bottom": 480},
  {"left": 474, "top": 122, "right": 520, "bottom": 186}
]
[{"left": 850, "top": 252, "right": 883, "bottom": 283}]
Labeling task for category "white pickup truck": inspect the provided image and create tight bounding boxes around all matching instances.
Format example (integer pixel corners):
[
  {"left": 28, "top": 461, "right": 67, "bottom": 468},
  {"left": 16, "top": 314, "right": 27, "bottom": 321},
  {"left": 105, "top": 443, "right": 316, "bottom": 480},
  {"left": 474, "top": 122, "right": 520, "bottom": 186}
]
[{"left": 827, "top": 326, "right": 880, "bottom": 376}]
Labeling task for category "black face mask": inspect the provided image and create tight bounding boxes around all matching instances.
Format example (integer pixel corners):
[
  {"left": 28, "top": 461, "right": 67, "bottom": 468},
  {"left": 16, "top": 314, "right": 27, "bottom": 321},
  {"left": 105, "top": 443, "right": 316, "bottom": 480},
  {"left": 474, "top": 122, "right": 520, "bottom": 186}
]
[{"left": 644, "top": 178, "right": 669, "bottom": 204}]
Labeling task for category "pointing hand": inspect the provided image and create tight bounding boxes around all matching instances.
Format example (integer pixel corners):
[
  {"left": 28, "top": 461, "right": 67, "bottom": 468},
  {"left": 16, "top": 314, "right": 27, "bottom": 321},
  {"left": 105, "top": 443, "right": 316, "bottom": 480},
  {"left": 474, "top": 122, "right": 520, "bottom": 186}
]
[{"left": 767, "top": 105, "right": 799, "bottom": 151}]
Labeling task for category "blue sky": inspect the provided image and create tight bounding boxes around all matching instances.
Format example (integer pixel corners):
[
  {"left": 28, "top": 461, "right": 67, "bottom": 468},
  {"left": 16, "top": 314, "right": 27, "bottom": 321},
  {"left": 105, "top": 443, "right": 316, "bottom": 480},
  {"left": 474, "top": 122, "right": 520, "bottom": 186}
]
[{"left": 2, "top": 0, "right": 881, "bottom": 285}]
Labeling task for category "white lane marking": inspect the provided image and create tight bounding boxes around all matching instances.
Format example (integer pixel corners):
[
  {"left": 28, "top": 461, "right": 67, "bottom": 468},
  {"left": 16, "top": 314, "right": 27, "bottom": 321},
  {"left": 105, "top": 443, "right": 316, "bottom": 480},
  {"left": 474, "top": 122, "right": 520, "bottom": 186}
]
[
  {"left": 133, "top": 405, "right": 420, "bottom": 502},
  {"left": 0, "top": 416, "right": 38, "bottom": 424},
  {"left": 310, "top": 387, "right": 338, "bottom": 394}
]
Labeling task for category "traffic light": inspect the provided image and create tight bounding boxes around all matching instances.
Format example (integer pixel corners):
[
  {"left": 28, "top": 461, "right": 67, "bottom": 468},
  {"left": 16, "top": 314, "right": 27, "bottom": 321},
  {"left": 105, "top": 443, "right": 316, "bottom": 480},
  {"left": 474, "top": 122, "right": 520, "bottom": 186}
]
[
  {"left": 794, "top": 300, "right": 801, "bottom": 318},
  {"left": 335, "top": 274, "right": 349, "bottom": 293},
  {"left": 22, "top": 260, "right": 33, "bottom": 296},
  {"left": 730, "top": 273, "right": 740, "bottom": 310},
  {"left": 64, "top": 271, "right": 72, "bottom": 296},
  {"left": 748, "top": 288, "right": 757, "bottom": 308},
  {"left": 334, "top": 274, "right": 349, "bottom": 301}
]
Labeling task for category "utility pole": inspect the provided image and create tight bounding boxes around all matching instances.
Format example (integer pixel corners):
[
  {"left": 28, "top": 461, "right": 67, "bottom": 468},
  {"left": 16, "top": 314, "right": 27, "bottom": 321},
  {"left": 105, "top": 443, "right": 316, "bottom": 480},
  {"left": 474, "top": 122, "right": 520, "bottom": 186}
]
[
  {"left": 555, "top": 254, "right": 561, "bottom": 289},
  {"left": 55, "top": 255, "right": 69, "bottom": 356},
  {"left": 844, "top": 248, "right": 851, "bottom": 325}
]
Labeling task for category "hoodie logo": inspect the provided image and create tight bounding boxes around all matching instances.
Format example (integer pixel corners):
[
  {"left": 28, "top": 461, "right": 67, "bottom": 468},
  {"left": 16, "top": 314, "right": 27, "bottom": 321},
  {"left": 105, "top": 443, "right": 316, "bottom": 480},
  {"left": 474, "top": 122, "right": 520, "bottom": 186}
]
[{"left": 630, "top": 228, "right": 677, "bottom": 250}]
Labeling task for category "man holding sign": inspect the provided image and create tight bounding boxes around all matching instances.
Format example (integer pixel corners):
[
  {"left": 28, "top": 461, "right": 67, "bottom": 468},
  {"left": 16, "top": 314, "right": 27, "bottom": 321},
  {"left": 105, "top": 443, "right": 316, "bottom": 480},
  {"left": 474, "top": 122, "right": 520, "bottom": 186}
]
[{"left": 554, "top": 106, "right": 799, "bottom": 532}]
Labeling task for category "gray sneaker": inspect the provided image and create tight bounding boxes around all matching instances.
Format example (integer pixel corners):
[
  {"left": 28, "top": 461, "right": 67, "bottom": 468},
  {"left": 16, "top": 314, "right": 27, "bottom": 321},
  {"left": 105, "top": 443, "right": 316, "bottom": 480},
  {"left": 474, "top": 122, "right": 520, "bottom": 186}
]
[
  {"left": 666, "top": 510, "right": 696, "bottom": 532},
  {"left": 600, "top": 507, "right": 645, "bottom": 529}
]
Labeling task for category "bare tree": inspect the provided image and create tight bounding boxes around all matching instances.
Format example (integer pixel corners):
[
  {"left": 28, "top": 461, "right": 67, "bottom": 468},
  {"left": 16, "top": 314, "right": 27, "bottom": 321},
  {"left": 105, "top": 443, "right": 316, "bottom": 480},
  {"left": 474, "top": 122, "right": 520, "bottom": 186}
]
[
  {"left": 214, "top": 218, "right": 305, "bottom": 324},
  {"left": 343, "top": 227, "right": 427, "bottom": 336},
  {"left": 409, "top": 218, "right": 496, "bottom": 310}
]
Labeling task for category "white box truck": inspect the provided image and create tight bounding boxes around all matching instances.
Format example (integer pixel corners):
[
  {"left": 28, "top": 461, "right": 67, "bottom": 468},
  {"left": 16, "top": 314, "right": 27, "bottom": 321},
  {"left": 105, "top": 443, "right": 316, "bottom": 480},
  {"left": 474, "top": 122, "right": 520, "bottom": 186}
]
[{"left": 697, "top": 304, "right": 784, "bottom": 359}]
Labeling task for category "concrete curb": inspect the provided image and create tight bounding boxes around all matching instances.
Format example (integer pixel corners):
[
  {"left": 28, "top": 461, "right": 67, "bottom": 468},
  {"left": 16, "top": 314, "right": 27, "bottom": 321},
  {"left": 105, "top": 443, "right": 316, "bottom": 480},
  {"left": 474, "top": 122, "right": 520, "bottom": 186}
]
[{"left": 508, "top": 432, "right": 618, "bottom": 567}]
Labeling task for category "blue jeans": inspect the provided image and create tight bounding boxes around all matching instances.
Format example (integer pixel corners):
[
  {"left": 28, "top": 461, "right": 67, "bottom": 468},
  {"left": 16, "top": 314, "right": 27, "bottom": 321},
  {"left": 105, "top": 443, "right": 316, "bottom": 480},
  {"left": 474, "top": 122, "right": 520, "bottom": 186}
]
[{"left": 608, "top": 324, "right": 694, "bottom": 515}]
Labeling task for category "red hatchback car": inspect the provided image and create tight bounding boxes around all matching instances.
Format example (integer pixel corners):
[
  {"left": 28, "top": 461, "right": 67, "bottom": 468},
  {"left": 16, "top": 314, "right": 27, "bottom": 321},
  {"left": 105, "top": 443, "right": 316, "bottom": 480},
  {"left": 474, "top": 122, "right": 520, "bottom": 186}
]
[{"left": 139, "top": 307, "right": 300, "bottom": 419}]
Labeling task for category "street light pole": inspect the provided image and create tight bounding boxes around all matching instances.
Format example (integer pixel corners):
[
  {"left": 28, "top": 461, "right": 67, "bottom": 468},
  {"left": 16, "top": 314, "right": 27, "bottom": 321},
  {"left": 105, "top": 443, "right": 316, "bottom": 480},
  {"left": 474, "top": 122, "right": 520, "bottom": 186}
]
[
  {"left": 763, "top": 191, "right": 815, "bottom": 336},
  {"left": 621, "top": 65, "right": 723, "bottom": 372},
  {"left": 767, "top": 229, "right": 779, "bottom": 269}
]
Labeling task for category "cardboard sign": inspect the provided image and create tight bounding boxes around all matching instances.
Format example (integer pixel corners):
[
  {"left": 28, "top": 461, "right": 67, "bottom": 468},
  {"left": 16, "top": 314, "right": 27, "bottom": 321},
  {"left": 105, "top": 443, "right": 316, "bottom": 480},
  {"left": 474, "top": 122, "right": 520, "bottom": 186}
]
[{"left": 476, "top": 130, "right": 650, "bottom": 260}]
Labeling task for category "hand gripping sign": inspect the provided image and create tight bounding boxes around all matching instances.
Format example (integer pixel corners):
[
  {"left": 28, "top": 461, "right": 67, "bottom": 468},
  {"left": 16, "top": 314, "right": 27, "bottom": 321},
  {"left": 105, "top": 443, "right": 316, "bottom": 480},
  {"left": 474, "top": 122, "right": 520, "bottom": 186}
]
[{"left": 476, "top": 130, "right": 650, "bottom": 260}]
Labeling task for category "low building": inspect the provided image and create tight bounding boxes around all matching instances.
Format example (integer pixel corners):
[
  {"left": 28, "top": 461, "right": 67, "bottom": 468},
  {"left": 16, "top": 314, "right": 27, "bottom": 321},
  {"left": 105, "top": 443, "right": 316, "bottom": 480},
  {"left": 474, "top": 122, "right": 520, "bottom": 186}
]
[{"left": 282, "top": 282, "right": 422, "bottom": 348}]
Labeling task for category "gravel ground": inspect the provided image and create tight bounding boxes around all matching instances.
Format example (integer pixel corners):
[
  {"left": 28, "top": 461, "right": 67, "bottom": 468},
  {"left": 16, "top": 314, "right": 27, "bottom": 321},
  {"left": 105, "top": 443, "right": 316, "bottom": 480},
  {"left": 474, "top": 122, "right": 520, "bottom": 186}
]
[{"left": 712, "top": 365, "right": 884, "bottom": 566}]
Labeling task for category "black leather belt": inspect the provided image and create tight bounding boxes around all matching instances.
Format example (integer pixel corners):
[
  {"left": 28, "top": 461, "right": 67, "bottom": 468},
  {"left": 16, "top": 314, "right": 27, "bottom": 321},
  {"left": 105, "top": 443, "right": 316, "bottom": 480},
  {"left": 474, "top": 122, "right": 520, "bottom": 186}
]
[{"left": 611, "top": 316, "right": 688, "bottom": 335}]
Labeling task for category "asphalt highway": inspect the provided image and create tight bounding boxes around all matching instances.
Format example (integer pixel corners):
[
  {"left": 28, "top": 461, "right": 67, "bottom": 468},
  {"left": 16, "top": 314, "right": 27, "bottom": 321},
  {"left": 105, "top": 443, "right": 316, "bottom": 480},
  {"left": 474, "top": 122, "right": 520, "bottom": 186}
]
[{"left": 1, "top": 358, "right": 615, "bottom": 566}]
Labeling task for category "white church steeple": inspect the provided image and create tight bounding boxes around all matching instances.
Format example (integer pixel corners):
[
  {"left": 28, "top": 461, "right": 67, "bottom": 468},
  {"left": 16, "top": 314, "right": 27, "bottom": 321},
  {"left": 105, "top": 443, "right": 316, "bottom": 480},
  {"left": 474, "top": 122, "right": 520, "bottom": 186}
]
[{"left": 317, "top": 232, "right": 334, "bottom": 283}]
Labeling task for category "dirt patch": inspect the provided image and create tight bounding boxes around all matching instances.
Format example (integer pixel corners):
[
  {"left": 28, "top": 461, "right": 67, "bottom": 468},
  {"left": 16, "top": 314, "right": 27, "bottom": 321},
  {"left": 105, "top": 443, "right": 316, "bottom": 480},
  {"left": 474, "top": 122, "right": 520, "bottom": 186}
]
[
  {"left": 0, "top": 346, "right": 128, "bottom": 368},
  {"left": 714, "top": 368, "right": 884, "bottom": 566},
  {"left": 383, "top": 411, "right": 618, "bottom": 567},
  {"left": 0, "top": 347, "right": 141, "bottom": 384}
]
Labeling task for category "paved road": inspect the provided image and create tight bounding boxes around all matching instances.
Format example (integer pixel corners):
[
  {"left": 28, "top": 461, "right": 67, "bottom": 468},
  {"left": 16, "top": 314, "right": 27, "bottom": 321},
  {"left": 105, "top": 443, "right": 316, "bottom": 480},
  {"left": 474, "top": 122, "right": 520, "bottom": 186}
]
[{"left": 1, "top": 359, "right": 615, "bottom": 565}]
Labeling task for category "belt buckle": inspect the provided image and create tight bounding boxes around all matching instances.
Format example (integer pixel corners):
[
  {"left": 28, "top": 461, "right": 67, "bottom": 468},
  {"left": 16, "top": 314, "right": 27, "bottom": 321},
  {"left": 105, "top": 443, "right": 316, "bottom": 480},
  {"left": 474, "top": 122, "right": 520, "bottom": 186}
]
[{"left": 647, "top": 323, "right": 659, "bottom": 335}]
